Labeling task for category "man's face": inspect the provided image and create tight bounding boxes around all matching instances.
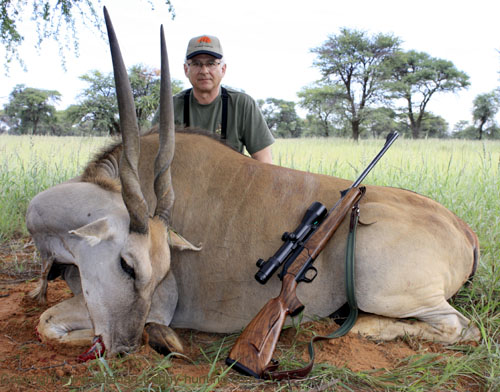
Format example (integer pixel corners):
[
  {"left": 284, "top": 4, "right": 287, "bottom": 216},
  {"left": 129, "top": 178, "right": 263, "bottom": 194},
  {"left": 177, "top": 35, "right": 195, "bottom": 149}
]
[{"left": 184, "top": 54, "right": 226, "bottom": 94}]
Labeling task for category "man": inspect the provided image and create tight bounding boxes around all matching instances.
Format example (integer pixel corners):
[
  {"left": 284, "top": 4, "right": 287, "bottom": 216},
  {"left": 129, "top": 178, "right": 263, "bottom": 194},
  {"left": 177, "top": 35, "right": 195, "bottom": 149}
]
[{"left": 155, "top": 35, "right": 274, "bottom": 163}]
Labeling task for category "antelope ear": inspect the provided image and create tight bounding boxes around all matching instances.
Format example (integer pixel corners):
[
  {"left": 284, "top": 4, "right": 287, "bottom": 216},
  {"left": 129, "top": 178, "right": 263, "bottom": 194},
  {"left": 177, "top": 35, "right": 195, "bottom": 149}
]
[
  {"left": 69, "top": 217, "right": 114, "bottom": 247},
  {"left": 168, "top": 228, "right": 202, "bottom": 251}
]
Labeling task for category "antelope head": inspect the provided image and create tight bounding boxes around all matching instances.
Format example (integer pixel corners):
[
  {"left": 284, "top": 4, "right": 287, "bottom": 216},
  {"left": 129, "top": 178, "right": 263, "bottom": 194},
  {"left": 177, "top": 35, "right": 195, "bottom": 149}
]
[{"left": 67, "top": 8, "right": 181, "bottom": 354}]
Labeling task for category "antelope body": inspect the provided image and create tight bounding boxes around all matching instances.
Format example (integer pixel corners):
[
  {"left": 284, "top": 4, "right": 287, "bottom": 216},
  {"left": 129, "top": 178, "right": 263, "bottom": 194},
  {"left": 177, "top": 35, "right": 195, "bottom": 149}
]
[{"left": 26, "top": 9, "right": 480, "bottom": 358}]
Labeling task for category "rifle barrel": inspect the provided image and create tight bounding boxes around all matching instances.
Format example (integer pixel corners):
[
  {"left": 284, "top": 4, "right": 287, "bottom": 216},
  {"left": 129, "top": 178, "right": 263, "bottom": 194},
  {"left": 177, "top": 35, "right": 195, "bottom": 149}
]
[{"left": 352, "top": 131, "right": 399, "bottom": 189}]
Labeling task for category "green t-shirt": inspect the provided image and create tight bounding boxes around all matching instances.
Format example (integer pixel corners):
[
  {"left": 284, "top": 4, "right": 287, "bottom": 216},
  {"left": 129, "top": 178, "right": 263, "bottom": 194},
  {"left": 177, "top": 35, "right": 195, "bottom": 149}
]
[{"left": 155, "top": 87, "right": 274, "bottom": 155}]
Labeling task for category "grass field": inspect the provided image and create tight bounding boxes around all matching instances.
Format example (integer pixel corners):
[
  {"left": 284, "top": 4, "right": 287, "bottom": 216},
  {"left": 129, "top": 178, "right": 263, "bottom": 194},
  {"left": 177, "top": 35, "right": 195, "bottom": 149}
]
[{"left": 0, "top": 134, "right": 499, "bottom": 391}]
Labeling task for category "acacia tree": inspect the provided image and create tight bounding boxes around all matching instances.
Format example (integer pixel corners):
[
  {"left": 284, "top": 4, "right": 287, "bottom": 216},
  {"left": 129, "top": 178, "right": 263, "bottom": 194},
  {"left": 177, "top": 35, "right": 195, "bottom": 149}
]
[
  {"left": 387, "top": 50, "right": 469, "bottom": 138},
  {"left": 0, "top": 0, "right": 174, "bottom": 71},
  {"left": 258, "top": 98, "right": 303, "bottom": 138},
  {"left": 297, "top": 83, "right": 345, "bottom": 137},
  {"left": 472, "top": 91, "right": 499, "bottom": 140},
  {"left": 3, "top": 84, "right": 61, "bottom": 134},
  {"left": 312, "top": 28, "right": 401, "bottom": 140}
]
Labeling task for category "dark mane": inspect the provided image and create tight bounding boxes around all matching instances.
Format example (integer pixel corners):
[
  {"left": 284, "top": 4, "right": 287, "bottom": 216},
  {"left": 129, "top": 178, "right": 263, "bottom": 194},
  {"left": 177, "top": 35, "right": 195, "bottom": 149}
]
[
  {"left": 81, "top": 139, "right": 123, "bottom": 192},
  {"left": 80, "top": 126, "right": 238, "bottom": 192}
]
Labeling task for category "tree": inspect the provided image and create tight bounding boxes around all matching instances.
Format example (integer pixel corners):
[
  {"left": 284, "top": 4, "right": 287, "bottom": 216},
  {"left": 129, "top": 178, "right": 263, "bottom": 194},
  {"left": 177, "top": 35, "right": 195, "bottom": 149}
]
[
  {"left": 451, "top": 120, "right": 477, "bottom": 139},
  {"left": 259, "top": 98, "right": 303, "bottom": 138},
  {"left": 3, "top": 84, "right": 61, "bottom": 134},
  {"left": 0, "top": 0, "right": 174, "bottom": 71},
  {"left": 387, "top": 50, "right": 469, "bottom": 138},
  {"left": 70, "top": 66, "right": 183, "bottom": 135},
  {"left": 362, "top": 107, "right": 399, "bottom": 138},
  {"left": 419, "top": 112, "right": 449, "bottom": 138},
  {"left": 129, "top": 65, "right": 161, "bottom": 129},
  {"left": 0, "top": 109, "right": 9, "bottom": 133},
  {"left": 71, "top": 70, "right": 119, "bottom": 135},
  {"left": 312, "top": 28, "right": 401, "bottom": 140},
  {"left": 297, "top": 83, "right": 345, "bottom": 137},
  {"left": 472, "top": 91, "right": 499, "bottom": 140}
]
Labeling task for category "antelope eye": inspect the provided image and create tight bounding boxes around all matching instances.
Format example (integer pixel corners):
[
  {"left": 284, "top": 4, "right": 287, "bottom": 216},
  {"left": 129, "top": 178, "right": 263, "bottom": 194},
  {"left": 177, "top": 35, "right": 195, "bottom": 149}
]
[{"left": 120, "top": 257, "right": 136, "bottom": 279}]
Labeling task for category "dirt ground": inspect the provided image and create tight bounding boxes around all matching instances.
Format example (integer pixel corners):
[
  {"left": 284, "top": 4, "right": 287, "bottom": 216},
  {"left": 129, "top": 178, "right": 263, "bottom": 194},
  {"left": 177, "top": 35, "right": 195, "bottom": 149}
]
[{"left": 0, "top": 239, "right": 475, "bottom": 391}]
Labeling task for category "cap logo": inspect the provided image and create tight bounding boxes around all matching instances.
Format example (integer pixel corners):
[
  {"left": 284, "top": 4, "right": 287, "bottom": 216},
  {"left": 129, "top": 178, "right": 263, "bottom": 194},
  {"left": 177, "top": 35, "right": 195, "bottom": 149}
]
[{"left": 198, "top": 36, "right": 212, "bottom": 44}]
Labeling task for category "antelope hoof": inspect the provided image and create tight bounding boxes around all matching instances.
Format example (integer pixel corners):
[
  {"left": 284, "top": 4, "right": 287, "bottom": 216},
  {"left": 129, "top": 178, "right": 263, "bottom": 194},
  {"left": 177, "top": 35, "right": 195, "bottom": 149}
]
[{"left": 145, "top": 322, "right": 184, "bottom": 355}]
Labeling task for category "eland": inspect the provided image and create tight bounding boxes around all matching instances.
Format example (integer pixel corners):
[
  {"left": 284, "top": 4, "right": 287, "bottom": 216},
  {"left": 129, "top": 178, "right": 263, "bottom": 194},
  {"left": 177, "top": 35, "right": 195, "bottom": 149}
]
[{"left": 27, "top": 9, "right": 480, "bottom": 360}]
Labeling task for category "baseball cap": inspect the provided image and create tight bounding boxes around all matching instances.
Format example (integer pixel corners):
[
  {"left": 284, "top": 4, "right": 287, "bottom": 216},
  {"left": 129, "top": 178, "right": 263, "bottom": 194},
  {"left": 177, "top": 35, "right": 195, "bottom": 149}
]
[{"left": 186, "top": 35, "right": 223, "bottom": 59}]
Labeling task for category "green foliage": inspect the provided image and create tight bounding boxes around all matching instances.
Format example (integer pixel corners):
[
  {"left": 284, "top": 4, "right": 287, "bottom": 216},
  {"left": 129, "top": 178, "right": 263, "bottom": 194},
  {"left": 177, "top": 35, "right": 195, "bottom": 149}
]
[
  {"left": 361, "top": 107, "right": 400, "bottom": 138},
  {"left": 71, "top": 69, "right": 119, "bottom": 135},
  {"left": 472, "top": 91, "right": 500, "bottom": 140},
  {"left": 419, "top": 112, "right": 449, "bottom": 138},
  {"left": 297, "top": 83, "right": 345, "bottom": 136},
  {"left": 1, "top": 0, "right": 101, "bottom": 71},
  {"left": 452, "top": 120, "right": 476, "bottom": 139},
  {"left": 394, "top": 111, "right": 449, "bottom": 139},
  {"left": 387, "top": 50, "right": 470, "bottom": 138},
  {"left": 258, "top": 97, "right": 303, "bottom": 138},
  {"left": 0, "top": 0, "right": 175, "bottom": 71},
  {"left": 1, "top": 67, "right": 184, "bottom": 136},
  {"left": 3, "top": 84, "right": 61, "bottom": 134},
  {"left": 129, "top": 65, "right": 162, "bottom": 130},
  {"left": 312, "top": 28, "right": 401, "bottom": 140},
  {"left": 66, "top": 66, "right": 183, "bottom": 135}
]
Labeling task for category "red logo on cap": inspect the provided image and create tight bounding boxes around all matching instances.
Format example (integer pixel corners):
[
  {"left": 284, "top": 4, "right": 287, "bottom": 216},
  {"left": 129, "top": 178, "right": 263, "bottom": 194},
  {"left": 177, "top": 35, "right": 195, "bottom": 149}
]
[{"left": 198, "top": 36, "right": 212, "bottom": 44}]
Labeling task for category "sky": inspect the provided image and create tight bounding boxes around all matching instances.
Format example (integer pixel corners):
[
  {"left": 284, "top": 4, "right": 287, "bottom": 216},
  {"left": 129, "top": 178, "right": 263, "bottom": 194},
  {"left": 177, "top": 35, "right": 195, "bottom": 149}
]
[{"left": 1, "top": 0, "right": 499, "bottom": 129}]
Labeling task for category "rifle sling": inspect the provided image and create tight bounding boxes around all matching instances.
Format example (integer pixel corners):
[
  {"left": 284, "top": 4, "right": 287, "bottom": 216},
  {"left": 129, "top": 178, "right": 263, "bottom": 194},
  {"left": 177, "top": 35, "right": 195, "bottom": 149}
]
[{"left": 263, "top": 202, "right": 362, "bottom": 381}]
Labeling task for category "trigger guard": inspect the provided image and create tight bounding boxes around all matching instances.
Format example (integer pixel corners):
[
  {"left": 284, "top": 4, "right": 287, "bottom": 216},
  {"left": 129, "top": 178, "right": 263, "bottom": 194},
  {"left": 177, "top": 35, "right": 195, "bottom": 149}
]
[{"left": 300, "top": 266, "right": 318, "bottom": 283}]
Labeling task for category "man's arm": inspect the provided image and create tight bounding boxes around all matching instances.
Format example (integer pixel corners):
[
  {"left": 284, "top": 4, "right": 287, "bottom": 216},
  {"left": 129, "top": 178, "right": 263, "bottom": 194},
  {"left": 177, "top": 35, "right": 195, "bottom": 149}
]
[{"left": 251, "top": 145, "right": 273, "bottom": 164}]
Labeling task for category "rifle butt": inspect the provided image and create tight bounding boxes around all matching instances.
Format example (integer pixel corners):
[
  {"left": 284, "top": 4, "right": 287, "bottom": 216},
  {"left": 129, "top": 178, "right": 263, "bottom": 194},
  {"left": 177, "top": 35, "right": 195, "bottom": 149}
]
[{"left": 226, "top": 274, "right": 303, "bottom": 378}]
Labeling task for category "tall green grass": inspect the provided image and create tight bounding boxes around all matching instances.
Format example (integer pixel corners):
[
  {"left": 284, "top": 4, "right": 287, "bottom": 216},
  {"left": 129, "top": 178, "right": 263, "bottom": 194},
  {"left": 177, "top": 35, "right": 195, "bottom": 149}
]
[
  {"left": 0, "top": 134, "right": 499, "bottom": 390},
  {"left": 0, "top": 135, "right": 110, "bottom": 241}
]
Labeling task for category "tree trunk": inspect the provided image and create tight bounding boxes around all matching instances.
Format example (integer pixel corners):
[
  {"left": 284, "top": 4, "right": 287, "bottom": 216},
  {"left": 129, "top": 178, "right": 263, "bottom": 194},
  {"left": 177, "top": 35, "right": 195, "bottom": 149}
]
[
  {"left": 322, "top": 119, "right": 329, "bottom": 137},
  {"left": 411, "top": 124, "right": 420, "bottom": 139},
  {"left": 407, "top": 98, "right": 419, "bottom": 139},
  {"left": 32, "top": 118, "right": 39, "bottom": 135},
  {"left": 409, "top": 114, "right": 420, "bottom": 139},
  {"left": 352, "top": 120, "right": 360, "bottom": 141},
  {"left": 477, "top": 120, "right": 485, "bottom": 140}
]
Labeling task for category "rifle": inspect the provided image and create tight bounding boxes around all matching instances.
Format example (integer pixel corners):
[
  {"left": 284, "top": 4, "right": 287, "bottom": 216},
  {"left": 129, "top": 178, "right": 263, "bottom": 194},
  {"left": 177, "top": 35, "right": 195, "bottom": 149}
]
[{"left": 226, "top": 132, "right": 399, "bottom": 379}]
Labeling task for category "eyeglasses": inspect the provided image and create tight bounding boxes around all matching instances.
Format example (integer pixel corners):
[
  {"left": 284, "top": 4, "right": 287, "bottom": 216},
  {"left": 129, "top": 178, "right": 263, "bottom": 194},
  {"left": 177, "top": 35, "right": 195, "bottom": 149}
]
[{"left": 187, "top": 60, "right": 222, "bottom": 70}]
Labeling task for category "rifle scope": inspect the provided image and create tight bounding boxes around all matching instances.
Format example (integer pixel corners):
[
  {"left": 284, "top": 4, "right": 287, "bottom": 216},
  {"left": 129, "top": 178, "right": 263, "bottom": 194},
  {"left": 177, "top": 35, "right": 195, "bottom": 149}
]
[{"left": 255, "top": 201, "right": 327, "bottom": 284}]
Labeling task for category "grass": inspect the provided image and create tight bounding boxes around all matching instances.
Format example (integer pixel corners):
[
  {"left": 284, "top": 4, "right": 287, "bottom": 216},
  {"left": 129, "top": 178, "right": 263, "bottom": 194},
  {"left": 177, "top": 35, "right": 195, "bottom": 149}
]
[
  {"left": 0, "top": 134, "right": 499, "bottom": 391},
  {"left": 0, "top": 135, "right": 110, "bottom": 241}
]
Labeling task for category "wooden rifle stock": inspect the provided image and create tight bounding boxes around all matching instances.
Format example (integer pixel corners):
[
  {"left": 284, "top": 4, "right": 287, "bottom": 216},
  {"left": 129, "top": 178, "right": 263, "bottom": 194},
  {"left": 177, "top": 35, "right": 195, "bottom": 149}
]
[
  {"left": 226, "top": 187, "right": 364, "bottom": 379},
  {"left": 226, "top": 274, "right": 303, "bottom": 378}
]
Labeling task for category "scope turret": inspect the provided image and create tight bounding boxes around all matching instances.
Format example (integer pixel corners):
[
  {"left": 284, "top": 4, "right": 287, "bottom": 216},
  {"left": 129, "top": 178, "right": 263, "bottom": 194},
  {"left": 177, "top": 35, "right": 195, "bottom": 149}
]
[{"left": 254, "top": 201, "right": 327, "bottom": 284}]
